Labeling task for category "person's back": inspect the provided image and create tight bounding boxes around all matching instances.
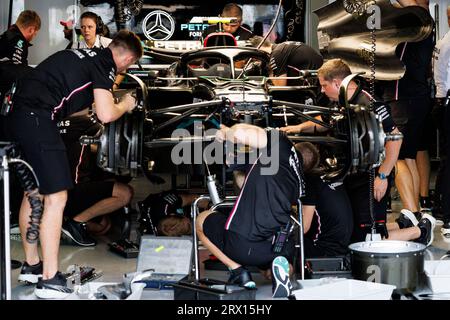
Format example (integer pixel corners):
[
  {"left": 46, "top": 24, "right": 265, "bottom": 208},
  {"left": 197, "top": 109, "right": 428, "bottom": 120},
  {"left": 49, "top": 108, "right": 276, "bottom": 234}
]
[
  {"left": 302, "top": 174, "right": 353, "bottom": 255},
  {"left": 14, "top": 47, "right": 116, "bottom": 120},
  {"left": 270, "top": 42, "right": 323, "bottom": 78},
  {"left": 0, "top": 10, "right": 40, "bottom": 65},
  {"left": 226, "top": 130, "right": 302, "bottom": 241}
]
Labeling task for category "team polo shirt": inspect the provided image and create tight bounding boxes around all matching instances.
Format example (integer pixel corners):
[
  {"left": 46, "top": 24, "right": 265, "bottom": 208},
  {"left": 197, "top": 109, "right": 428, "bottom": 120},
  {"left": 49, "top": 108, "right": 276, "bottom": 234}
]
[
  {"left": 14, "top": 48, "right": 116, "bottom": 120},
  {"left": 0, "top": 24, "right": 30, "bottom": 65},
  {"left": 270, "top": 42, "right": 323, "bottom": 77},
  {"left": 225, "top": 130, "right": 304, "bottom": 241},
  {"left": 302, "top": 174, "right": 353, "bottom": 255}
]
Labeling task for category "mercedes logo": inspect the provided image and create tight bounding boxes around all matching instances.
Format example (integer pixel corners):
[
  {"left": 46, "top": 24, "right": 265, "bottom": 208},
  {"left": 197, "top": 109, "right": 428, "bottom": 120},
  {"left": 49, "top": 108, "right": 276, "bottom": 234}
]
[{"left": 142, "top": 10, "right": 175, "bottom": 41}]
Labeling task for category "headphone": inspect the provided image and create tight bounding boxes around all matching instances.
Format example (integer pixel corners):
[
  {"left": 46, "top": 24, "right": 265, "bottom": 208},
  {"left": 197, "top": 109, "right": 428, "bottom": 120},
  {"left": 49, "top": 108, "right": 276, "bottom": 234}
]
[{"left": 80, "top": 11, "right": 104, "bottom": 35}]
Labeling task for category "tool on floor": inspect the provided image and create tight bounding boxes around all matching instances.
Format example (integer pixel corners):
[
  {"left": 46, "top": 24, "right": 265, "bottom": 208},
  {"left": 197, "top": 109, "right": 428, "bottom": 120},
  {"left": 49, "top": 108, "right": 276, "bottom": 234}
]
[{"left": 65, "top": 264, "right": 103, "bottom": 289}]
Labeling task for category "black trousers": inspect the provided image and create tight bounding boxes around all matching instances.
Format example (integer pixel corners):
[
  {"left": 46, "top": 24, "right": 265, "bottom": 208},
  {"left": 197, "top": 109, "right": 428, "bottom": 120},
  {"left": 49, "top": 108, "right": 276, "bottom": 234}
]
[{"left": 443, "top": 106, "right": 450, "bottom": 220}]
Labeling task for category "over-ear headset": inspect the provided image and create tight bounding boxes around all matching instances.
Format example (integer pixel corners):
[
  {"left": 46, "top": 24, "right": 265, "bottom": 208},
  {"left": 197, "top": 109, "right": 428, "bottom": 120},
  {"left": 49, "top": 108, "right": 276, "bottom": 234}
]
[{"left": 80, "top": 11, "right": 104, "bottom": 35}]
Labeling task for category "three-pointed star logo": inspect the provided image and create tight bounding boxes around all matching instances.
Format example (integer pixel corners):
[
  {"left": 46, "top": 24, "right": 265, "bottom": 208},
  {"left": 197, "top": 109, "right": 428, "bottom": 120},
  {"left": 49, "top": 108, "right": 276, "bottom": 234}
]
[{"left": 142, "top": 10, "right": 175, "bottom": 41}]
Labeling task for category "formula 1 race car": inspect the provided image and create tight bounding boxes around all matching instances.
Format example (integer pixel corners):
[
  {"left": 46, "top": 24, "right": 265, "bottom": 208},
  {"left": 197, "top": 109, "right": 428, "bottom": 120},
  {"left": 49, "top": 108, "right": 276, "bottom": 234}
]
[
  {"left": 83, "top": 0, "right": 432, "bottom": 185},
  {"left": 83, "top": 44, "right": 389, "bottom": 185}
]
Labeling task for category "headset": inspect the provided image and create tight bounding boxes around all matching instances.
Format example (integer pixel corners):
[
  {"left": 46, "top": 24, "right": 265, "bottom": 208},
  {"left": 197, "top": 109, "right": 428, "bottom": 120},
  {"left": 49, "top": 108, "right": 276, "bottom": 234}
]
[{"left": 80, "top": 11, "right": 104, "bottom": 35}]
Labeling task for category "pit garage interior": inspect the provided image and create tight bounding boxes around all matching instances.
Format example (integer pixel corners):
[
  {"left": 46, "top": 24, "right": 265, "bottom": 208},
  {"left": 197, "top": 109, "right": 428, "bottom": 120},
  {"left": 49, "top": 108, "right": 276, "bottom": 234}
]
[{"left": 1, "top": 0, "right": 450, "bottom": 302}]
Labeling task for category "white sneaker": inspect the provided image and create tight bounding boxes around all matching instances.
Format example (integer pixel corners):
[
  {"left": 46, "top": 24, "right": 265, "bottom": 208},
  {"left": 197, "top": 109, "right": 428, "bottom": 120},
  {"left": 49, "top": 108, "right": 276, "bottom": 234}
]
[
  {"left": 441, "top": 222, "right": 450, "bottom": 238},
  {"left": 400, "top": 209, "right": 419, "bottom": 227}
]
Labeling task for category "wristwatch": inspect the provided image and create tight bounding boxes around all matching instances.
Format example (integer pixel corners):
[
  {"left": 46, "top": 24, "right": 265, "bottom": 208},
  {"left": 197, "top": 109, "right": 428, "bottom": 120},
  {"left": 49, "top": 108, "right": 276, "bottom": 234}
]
[{"left": 377, "top": 172, "right": 388, "bottom": 180}]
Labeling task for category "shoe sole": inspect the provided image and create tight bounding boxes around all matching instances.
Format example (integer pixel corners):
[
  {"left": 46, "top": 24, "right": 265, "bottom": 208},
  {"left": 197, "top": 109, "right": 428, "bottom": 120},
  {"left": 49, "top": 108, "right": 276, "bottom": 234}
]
[
  {"left": 272, "top": 256, "right": 292, "bottom": 298},
  {"left": 422, "top": 213, "right": 436, "bottom": 246},
  {"left": 18, "top": 274, "right": 41, "bottom": 284},
  {"left": 61, "top": 229, "right": 96, "bottom": 247},
  {"left": 401, "top": 209, "right": 420, "bottom": 227},
  {"left": 34, "top": 287, "right": 73, "bottom": 299}
]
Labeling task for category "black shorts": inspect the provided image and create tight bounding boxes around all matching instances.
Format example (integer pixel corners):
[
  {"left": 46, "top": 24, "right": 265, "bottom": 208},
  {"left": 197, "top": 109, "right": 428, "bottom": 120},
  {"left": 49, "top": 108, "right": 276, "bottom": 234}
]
[
  {"left": 418, "top": 110, "right": 433, "bottom": 152},
  {"left": 345, "top": 171, "right": 391, "bottom": 241},
  {"left": 6, "top": 109, "right": 73, "bottom": 194},
  {"left": 64, "top": 181, "right": 115, "bottom": 217},
  {"left": 390, "top": 98, "right": 432, "bottom": 159},
  {"left": 203, "top": 211, "right": 295, "bottom": 269}
]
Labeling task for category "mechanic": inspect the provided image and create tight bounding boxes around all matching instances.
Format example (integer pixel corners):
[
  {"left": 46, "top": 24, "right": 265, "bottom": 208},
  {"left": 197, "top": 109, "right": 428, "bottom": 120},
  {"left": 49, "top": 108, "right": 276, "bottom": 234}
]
[
  {"left": 58, "top": 111, "right": 133, "bottom": 247},
  {"left": 0, "top": 10, "right": 41, "bottom": 138},
  {"left": 433, "top": 5, "right": 450, "bottom": 237},
  {"left": 378, "top": 0, "right": 434, "bottom": 217},
  {"left": 301, "top": 143, "right": 354, "bottom": 257},
  {"left": 202, "top": 3, "right": 253, "bottom": 41},
  {"left": 249, "top": 35, "right": 323, "bottom": 86},
  {"left": 0, "top": 10, "right": 41, "bottom": 226},
  {"left": 137, "top": 190, "right": 207, "bottom": 236},
  {"left": 196, "top": 123, "right": 309, "bottom": 297},
  {"left": 5, "top": 30, "right": 142, "bottom": 299},
  {"left": 282, "top": 58, "right": 402, "bottom": 242}
]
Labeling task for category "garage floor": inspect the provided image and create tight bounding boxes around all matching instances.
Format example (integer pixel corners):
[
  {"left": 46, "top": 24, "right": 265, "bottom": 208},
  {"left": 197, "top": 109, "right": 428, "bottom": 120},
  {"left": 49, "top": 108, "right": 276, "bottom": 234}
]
[{"left": 8, "top": 174, "right": 450, "bottom": 300}]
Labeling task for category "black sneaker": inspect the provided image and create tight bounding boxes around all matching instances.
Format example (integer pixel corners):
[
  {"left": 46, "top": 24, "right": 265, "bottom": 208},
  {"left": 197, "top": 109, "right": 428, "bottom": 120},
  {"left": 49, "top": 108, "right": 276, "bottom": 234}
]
[
  {"left": 272, "top": 256, "right": 293, "bottom": 298},
  {"left": 18, "top": 261, "right": 43, "bottom": 284},
  {"left": 227, "top": 266, "right": 256, "bottom": 289},
  {"left": 396, "top": 209, "right": 420, "bottom": 229},
  {"left": 62, "top": 219, "right": 96, "bottom": 246},
  {"left": 420, "top": 197, "right": 433, "bottom": 212},
  {"left": 441, "top": 221, "right": 450, "bottom": 238},
  {"left": 416, "top": 214, "right": 436, "bottom": 247},
  {"left": 34, "top": 271, "right": 74, "bottom": 299}
]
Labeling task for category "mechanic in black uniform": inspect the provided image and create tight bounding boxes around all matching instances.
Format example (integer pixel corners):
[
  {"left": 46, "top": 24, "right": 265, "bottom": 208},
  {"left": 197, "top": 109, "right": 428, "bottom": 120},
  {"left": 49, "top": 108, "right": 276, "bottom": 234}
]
[
  {"left": 302, "top": 170, "right": 354, "bottom": 256},
  {"left": 282, "top": 59, "right": 402, "bottom": 242},
  {"left": 58, "top": 112, "right": 133, "bottom": 246},
  {"left": 5, "top": 30, "right": 143, "bottom": 299},
  {"left": 0, "top": 10, "right": 41, "bottom": 138},
  {"left": 378, "top": 0, "right": 435, "bottom": 216},
  {"left": 0, "top": 10, "right": 40, "bottom": 66},
  {"left": 137, "top": 190, "right": 207, "bottom": 236},
  {"left": 202, "top": 3, "right": 253, "bottom": 42},
  {"left": 249, "top": 35, "right": 323, "bottom": 86},
  {"left": 196, "top": 124, "right": 306, "bottom": 293}
]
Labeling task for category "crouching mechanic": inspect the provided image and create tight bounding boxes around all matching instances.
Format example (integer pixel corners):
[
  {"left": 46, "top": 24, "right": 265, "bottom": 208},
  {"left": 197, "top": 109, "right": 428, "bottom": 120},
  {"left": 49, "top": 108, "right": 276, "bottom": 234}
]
[
  {"left": 196, "top": 124, "right": 308, "bottom": 298},
  {"left": 6, "top": 30, "right": 143, "bottom": 299}
]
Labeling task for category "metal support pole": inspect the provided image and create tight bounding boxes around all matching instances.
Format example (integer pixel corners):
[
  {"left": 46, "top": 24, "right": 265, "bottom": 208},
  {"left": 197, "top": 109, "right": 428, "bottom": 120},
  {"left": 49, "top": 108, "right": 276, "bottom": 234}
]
[
  {"left": 190, "top": 195, "right": 211, "bottom": 281},
  {"left": 292, "top": 199, "right": 305, "bottom": 280},
  {"left": 1, "top": 155, "right": 12, "bottom": 300}
]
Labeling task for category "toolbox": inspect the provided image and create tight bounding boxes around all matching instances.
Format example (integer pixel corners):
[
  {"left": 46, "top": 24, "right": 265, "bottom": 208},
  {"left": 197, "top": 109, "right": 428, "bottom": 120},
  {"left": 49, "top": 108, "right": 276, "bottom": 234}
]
[
  {"left": 135, "top": 235, "right": 193, "bottom": 290},
  {"left": 173, "top": 278, "right": 257, "bottom": 300}
]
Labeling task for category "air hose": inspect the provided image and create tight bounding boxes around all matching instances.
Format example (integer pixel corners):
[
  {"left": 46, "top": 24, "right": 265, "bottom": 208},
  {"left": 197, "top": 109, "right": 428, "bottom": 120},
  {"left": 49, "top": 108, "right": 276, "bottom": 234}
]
[{"left": 8, "top": 145, "right": 42, "bottom": 243}]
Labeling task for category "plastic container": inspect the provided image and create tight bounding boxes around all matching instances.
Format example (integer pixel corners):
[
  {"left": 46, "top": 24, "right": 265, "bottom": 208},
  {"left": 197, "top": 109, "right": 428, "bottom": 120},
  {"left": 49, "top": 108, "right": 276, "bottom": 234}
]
[
  {"left": 424, "top": 259, "right": 450, "bottom": 293},
  {"left": 293, "top": 279, "right": 396, "bottom": 300}
]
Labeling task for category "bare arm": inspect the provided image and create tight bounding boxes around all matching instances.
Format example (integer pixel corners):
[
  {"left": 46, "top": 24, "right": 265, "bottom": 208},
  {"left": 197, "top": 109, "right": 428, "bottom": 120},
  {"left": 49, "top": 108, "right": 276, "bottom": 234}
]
[
  {"left": 395, "top": 0, "right": 429, "bottom": 9},
  {"left": 216, "top": 124, "right": 268, "bottom": 149},
  {"left": 112, "top": 74, "right": 125, "bottom": 91},
  {"left": 271, "top": 73, "right": 288, "bottom": 86},
  {"left": 280, "top": 115, "right": 328, "bottom": 134},
  {"left": 373, "top": 127, "right": 402, "bottom": 201},
  {"left": 93, "top": 88, "right": 136, "bottom": 123},
  {"left": 302, "top": 205, "right": 315, "bottom": 234}
]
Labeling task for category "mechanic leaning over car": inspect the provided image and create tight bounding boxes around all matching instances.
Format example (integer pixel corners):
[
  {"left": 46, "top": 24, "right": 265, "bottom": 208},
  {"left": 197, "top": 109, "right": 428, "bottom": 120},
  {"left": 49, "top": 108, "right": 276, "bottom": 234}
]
[
  {"left": 282, "top": 59, "right": 403, "bottom": 242},
  {"left": 249, "top": 35, "right": 323, "bottom": 86},
  {"left": 4, "top": 30, "right": 143, "bottom": 299}
]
